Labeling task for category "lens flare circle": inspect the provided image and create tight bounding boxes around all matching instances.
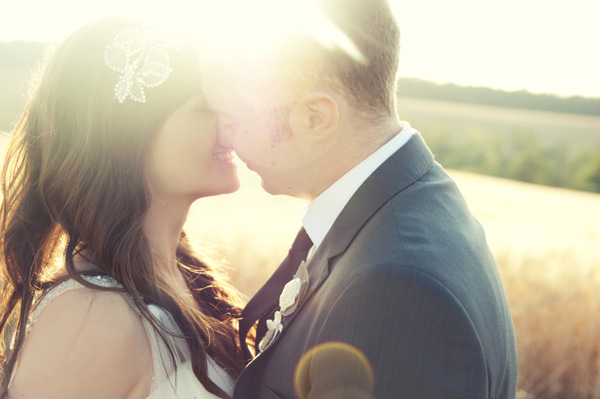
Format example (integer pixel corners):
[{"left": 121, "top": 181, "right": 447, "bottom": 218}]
[{"left": 294, "top": 341, "right": 374, "bottom": 399}]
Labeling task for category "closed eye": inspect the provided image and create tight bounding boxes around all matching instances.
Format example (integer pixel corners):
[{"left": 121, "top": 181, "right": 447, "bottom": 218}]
[
  {"left": 186, "top": 95, "right": 213, "bottom": 114},
  {"left": 218, "top": 118, "right": 237, "bottom": 133}
]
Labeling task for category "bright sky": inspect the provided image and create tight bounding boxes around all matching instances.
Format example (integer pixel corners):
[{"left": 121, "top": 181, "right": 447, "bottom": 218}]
[{"left": 1, "top": 0, "right": 599, "bottom": 98}]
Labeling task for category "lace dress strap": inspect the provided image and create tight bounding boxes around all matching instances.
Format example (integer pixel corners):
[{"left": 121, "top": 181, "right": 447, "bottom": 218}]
[{"left": 27, "top": 275, "right": 139, "bottom": 333}]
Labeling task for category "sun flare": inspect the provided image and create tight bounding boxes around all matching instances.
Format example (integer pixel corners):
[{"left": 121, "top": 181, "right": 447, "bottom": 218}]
[{"left": 188, "top": 0, "right": 363, "bottom": 63}]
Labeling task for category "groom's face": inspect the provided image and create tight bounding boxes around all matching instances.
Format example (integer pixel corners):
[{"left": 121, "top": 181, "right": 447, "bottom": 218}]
[{"left": 202, "top": 72, "right": 307, "bottom": 196}]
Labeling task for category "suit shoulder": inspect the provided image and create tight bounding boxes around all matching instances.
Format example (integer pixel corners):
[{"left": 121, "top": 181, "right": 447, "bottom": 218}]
[
  {"left": 328, "top": 264, "right": 475, "bottom": 332},
  {"left": 341, "top": 264, "right": 466, "bottom": 305},
  {"left": 315, "top": 265, "right": 487, "bottom": 378}
]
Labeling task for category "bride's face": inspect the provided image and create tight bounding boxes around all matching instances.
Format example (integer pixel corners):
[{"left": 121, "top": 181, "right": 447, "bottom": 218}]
[{"left": 145, "top": 94, "right": 240, "bottom": 202}]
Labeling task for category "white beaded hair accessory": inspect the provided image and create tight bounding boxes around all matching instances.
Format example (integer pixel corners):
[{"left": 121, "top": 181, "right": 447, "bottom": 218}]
[{"left": 104, "top": 27, "right": 182, "bottom": 103}]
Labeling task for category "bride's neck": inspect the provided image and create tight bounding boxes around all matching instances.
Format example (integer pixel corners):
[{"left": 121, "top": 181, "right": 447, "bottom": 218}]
[
  {"left": 63, "top": 197, "right": 192, "bottom": 290},
  {"left": 143, "top": 196, "right": 191, "bottom": 277},
  {"left": 142, "top": 196, "right": 201, "bottom": 310}
]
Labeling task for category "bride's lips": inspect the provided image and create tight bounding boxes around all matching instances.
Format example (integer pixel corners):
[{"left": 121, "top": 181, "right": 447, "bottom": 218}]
[{"left": 212, "top": 150, "right": 236, "bottom": 162}]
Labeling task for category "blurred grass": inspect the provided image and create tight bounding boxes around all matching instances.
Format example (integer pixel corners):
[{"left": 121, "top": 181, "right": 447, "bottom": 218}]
[
  {"left": 499, "top": 251, "right": 600, "bottom": 399},
  {"left": 396, "top": 97, "right": 600, "bottom": 193}
]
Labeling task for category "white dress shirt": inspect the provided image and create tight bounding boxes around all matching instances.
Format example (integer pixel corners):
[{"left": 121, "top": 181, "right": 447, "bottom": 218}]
[{"left": 303, "top": 122, "right": 415, "bottom": 258}]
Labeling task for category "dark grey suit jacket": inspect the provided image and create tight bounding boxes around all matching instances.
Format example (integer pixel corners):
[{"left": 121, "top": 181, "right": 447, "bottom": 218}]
[{"left": 234, "top": 133, "right": 518, "bottom": 399}]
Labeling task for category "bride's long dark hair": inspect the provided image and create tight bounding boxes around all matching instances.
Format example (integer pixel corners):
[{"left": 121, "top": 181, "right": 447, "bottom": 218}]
[{"left": 0, "top": 18, "right": 245, "bottom": 398}]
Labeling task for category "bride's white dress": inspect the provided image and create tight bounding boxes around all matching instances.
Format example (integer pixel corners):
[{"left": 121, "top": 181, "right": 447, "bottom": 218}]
[{"left": 25, "top": 275, "right": 235, "bottom": 398}]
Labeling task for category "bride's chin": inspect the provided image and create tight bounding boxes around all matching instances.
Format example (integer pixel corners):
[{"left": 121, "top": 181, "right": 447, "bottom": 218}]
[
  {"left": 223, "top": 172, "right": 242, "bottom": 193},
  {"left": 223, "top": 179, "right": 242, "bottom": 194},
  {"left": 199, "top": 180, "right": 242, "bottom": 198}
]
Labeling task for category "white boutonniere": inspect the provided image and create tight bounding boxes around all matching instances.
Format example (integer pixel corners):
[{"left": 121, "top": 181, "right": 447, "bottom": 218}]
[
  {"left": 259, "top": 260, "right": 310, "bottom": 352},
  {"left": 266, "top": 311, "right": 283, "bottom": 334}
]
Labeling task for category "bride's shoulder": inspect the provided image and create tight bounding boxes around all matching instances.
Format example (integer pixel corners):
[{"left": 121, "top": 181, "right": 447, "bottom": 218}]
[
  {"left": 31, "top": 278, "right": 146, "bottom": 338},
  {"left": 9, "top": 279, "right": 152, "bottom": 399}
]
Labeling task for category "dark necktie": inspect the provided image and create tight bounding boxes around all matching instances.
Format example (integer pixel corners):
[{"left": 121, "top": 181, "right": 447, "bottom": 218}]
[{"left": 238, "top": 227, "right": 313, "bottom": 360}]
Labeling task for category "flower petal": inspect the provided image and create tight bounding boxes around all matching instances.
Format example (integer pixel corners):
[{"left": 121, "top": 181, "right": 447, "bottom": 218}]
[
  {"left": 258, "top": 329, "right": 276, "bottom": 352},
  {"left": 138, "top": 62, "right": 172, "bottom": 86},
  {"left": 114, "top": 77, "right": 131, "bottom": 103},
  {"left": 104, "top": 46, "right": 129, "bottom": 72},
  {"left": 129, "top": 82, "right": 146, "bottom": 103},
  {"left": 145, "top": 47, "right": 170, "bottom": 66},
  {"left": 279, "top": 278, "right": 302, "bottom": 313},
  {"left": 112, "top": 28, "right": 144, "bottom": 53}
]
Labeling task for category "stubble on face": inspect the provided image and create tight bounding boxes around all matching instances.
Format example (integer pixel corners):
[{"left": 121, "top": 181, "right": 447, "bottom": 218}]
[{"left": 263, "top": 106, "right": 292, "bottom": 145}]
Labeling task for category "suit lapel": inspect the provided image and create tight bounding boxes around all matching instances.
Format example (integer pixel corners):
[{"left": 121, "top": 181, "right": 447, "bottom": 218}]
[
  {"left": 322, "top": 132, "right": 434, "bottom": 259},
  {"left": 239, "top": 228, "right": 313, "bottom": 359},
  {"left": 238, "top": 249, "right": 297, "bottom": 359},
  {"left": 259, "top": 245, "right": 331, "bottom": 348}
]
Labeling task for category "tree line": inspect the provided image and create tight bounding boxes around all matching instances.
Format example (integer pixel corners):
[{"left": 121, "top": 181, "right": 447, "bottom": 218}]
[
  {"left": 423, "top": 126, "right": 600, "bottom": 193},
  {"left": 397, "top": 78, "right": 600, "bottom": 117}
]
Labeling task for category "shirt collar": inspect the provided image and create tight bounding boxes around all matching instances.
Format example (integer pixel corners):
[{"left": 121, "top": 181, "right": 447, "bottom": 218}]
[{"left": 303, "top": 122, "right": 414, "bottom": 248}]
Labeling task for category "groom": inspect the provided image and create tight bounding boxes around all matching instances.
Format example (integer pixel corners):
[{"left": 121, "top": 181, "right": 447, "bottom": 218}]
[{"left": 203, "top": 0, "right": 518, "bottom": 397}]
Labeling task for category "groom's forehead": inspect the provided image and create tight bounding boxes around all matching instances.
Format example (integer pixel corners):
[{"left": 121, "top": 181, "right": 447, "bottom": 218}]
[
  {"left": 204, "top": 56, "right": 289, "bottom": 95},
  {"left": 206, "top": 89, "right": 290, "bottom": 123}
]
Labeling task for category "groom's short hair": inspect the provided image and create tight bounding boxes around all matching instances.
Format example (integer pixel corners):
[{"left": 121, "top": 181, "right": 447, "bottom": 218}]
[
  {"left": 277, "top": 0, "right": 401, "bottom": 118},
  {"left": 320, "top": 0, "right": 400, "bottom": 114}
]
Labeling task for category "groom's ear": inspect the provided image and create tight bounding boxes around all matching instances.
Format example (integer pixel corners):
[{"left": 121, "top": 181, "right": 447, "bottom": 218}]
[{"left": 290, "top": 91, "right": 339, "bottom": 143}]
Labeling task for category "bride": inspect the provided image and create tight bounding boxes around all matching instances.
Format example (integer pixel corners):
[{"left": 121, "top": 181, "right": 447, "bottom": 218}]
[{"left": 0, "top": 18, "right": 246, "bottom": 398}]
